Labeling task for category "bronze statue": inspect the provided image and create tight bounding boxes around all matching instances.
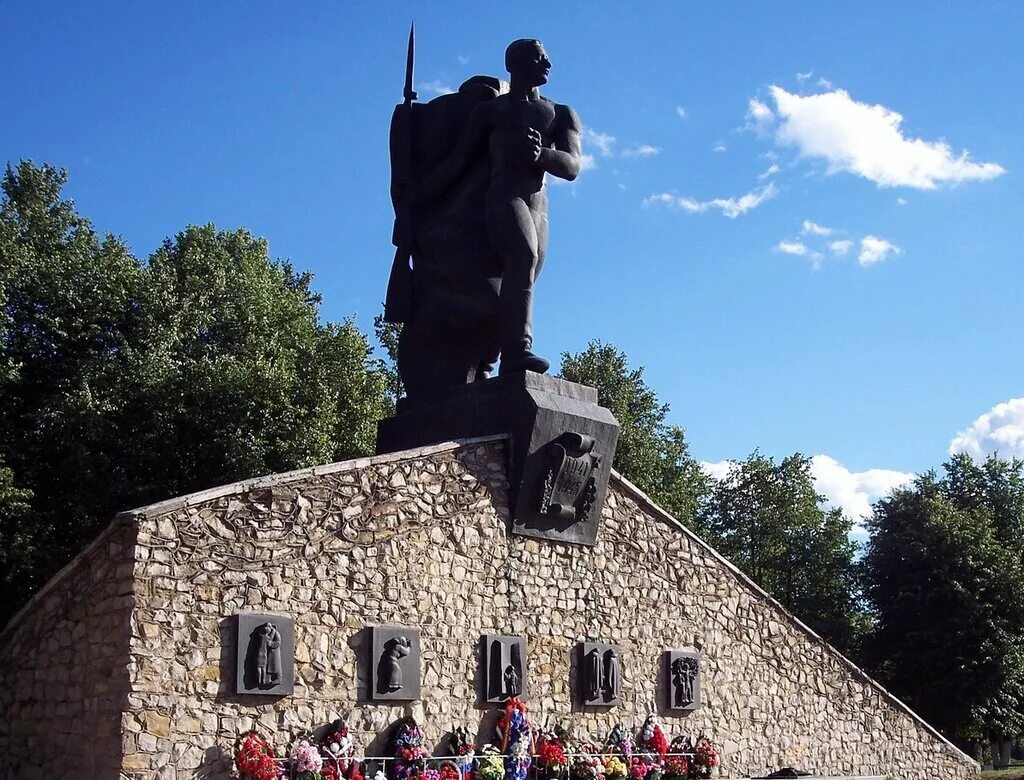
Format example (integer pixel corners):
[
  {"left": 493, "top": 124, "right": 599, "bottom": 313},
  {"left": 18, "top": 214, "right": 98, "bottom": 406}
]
[{"left": 385, "top": 33, "right": 582, "bottom": 395}]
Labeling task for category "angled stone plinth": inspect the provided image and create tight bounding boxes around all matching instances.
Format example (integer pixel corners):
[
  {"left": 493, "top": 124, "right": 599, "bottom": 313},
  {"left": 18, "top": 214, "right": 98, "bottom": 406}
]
[{"left": 376, "top": 372, "right": 620, "bottom": 545}]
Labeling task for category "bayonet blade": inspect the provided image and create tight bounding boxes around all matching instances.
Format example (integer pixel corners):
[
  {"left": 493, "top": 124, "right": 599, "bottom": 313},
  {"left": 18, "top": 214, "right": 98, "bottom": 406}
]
[{"left": 403, "top": 22, "right": 417, "bottom": 105}]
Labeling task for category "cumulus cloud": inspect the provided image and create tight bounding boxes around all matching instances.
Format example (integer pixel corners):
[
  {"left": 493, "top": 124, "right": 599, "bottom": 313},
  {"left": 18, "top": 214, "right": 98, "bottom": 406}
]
[
  {"left": 767, "top": 85, "right": 1005, "bottom": 189},
  {"left": 622, "top": 144, "right": 662, "bottom": 158},
  {"left": 810, "top": 455, "right": 915, "bottom": 528},
  {"left": 676, "top": 105, "right": 688, "bottom": 119},
  {"left": 644, "top": 183, "right": 777, "bottom": 219},
  {"left": 746, "top": 98, "right": 776, "bottom": 133},
  {"left": 700, "top": 460, "right": 734, "bottom": 482},
  {"left": 579, "top": 154, "right": 597, "bottom": 172},
  {"left": 584, "top": 127, "right": 617, "bottom": 157},
  {"left": 949, "top": 398, "right": 1024, "bottom": 461},
  {"left": 420, "top": 80, "right": 455, "bottom": 96},
  {"left": 858, "top": 235, "right": 901, "bottom": 266},
  {"left": 701, "top": 456, "right": 914, "bottom": 530},
  {"left": 801, "top": 220, "right": 833, "bottom": 236},
  {"left": 829, "top": 239, "right": 853, "bottom": 256}
]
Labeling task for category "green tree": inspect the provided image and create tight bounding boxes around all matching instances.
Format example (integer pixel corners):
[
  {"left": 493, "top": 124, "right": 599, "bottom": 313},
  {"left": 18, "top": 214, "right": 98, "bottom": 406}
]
[
  {"left": 941, "top": 454, "right": 1024, "bottom": 760},
  {"left": 125, "top": 225, "right": 389, "bottom": 497},
  {"left": 373, "top": 311, "right": 403, "bottom": 406},
  {"left": 559, "top": 340, "right": 709, "bottom": 528},
  {"left": 0, "top": 457, "right": 33, "bottom": 611},
  {"left": 699, "top": 452, "right": 865, "bottom": 653},
  {"left": 0, "top": 161, "right": 144, "bottom": 610},
  {"left": 0, "top": 162, "right": 390, "bottom": 625},
  {"left": 861, "top": 466, "right": 1024, "bottom": 749}
]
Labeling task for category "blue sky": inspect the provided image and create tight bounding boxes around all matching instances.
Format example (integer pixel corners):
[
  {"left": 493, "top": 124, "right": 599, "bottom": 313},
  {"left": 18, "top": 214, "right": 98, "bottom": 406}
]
[{"left": 3, "top": 1, "right": 1022, "bottom": 523}]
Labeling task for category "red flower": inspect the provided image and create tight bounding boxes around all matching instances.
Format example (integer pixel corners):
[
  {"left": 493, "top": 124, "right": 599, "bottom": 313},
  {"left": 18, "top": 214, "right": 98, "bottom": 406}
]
[
  {"left": 662, "top": 756, "right": 689, "bottom": 778},
  {"left": 642, "top": 727, "right": 668, "bottom": 759},
  {"left": 439, "top": 764, "right": 461, "bottom": 780},
  {"left": 693, "top": 738, "right": 718, "bottom": 768},
  {"left": 538, "top": 742, "right": 568, "bottom": 769},
  {"left": 235, "top": 731, "right": 279, "bottom": 780}
]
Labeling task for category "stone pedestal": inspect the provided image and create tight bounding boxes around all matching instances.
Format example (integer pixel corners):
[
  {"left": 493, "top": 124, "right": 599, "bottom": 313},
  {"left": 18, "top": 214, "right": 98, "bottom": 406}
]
[{"left": 376, "top": 372, "right": 620, "bottom": 545}]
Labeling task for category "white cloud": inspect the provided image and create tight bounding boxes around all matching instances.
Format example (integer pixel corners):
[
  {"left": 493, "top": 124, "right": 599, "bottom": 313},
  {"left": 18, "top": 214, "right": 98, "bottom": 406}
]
[
  {"left": 776, "top": 239, "right": 810, "bottom": 256},
  {"left": 796, "top": 70, "right": 814, "bottom": 84},
  {"left": 801, "top": 219, "right": 833, "bottom": 236},
  {"left": 858, "top": 235, "right": 900, "bottom": 266},
  {"left": 758, "top": 163, "right": 780, "bottom": 180},
  {"left": 700, "top": 460, "right": 735, "bottom": 481},
  {"left": 584, "top": 127, "right": 617, "bottom": 157},
  {"left": 949, "top": 398, "right": 1024, "bottom": 461},
  {"left": 775, "top": 238, "right": 823, "bottom": 269},
  {"left": 746, "top": 98, "right": 776, "bottom": 133},
  {"left": 645, "top": 182, "right": 777, "bottom": 219},
  {"left": 897, "top": 197, "right": 908, "bottom": 205},
  {"left": 702, "top": 456, "right": 915, "bottom": 530},
  {"left": 767, "top": 85, "right": 1005, "bottom": 189},
  {"left": 829, "top": 239, "right": 853, "bottom": 256},
  {"left": 816, "top": 76, "right": 834, "bottom": 90},
  {"left": 810, "top": 455, "right": 915, "bottom": 528},
  {"left": 579, "top": 154, "right": 597, "bottom": 172},
  {"left": 676, "top": 105, "right": 688, "bottom": 119},
  {"left": 713, "top": 141, "right": 728, "bottom": 153},
  {"left": 457, "top": 55, "right": 469, "bottom": 65},
  {"left": 622, "top": 144, "right": 662, "bottom": 158},
  {"left": 420, "top": 80, "right": 454, "bottom": 96}
]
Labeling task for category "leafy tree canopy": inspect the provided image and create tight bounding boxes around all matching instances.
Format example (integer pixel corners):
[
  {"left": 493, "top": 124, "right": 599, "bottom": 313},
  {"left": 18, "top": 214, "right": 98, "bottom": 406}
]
[
  {"left": 559, "top": 340, "right": 709, "bottom": 528},
  {"left": 861, "top": 459, "right": 1024, "bottom": 745},
  {"left": 699, "top": 451, "right": 865, "bottom": 653},
  {"left": 0, "top": 161, "right": 389, "bottom": 625}
]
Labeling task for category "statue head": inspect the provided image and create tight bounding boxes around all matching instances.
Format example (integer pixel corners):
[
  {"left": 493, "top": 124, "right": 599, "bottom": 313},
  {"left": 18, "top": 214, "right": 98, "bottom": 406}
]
[{"left": 505, "top": 39, "right": 550, "bottom": 86}]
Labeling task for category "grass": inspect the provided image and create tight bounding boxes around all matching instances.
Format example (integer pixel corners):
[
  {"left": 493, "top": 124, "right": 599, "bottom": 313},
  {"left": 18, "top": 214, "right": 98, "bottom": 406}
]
[{"left": 981, "top": 769, "right": 1024, "bottom": 780}]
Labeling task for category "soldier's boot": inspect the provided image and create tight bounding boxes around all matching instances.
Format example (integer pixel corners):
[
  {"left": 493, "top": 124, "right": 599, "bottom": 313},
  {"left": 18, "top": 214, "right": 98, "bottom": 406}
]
[
  {"left": 498, "top": 284, "right": 549, "bottom": 375},
  {"left": 499, "top": 344, "right": 550, "bottom": 375}
]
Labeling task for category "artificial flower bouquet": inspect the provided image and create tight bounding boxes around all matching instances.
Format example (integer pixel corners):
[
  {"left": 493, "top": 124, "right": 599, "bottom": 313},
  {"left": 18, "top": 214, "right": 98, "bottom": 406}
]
[
  {"left": 534, "top": 733, "right": 570, "bottom": 780},
  {"left": 474, "top": 745, "right": 505, "bottom": 780},
  {"left": 236, "top": 731, "right": 280, "bottom": 780},
  {"left": 689, "top": 737, "right": 718, "bottom": 779}
]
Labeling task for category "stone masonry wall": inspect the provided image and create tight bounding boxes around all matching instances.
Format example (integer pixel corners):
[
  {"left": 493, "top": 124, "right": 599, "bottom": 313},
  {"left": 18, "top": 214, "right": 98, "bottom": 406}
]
[
  {"left": 0, "top": 518, "right": 137, "bottom": 780},
  {"left": 0, "top": 437, "right": 977, "bottom": 780},
  {"left": 121, "top": 438, "right": 974, "bottom": 780}
]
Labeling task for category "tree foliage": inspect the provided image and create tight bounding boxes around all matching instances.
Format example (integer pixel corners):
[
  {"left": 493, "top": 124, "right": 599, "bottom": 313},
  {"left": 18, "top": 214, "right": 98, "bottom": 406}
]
[
  {"left": 861, "top": 458, "right": 1024, "bottom": 746},
  {"left": 699, "top": 452, "right": 865, "bottom": 653},
  {"left": 373, "top": 311, "right": 403, "bottom": 406},
  {"left": 0, "top": 161, "right": 389, "bottom": 625},
  {"left": 559, "top": 341, "right": 709, "bottom": 527}
]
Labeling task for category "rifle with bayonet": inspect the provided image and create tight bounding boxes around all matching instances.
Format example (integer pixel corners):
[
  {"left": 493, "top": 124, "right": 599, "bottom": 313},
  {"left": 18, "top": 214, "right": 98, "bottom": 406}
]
[{"left": 384, "top": 23, "right": 418, "bottom": 323}]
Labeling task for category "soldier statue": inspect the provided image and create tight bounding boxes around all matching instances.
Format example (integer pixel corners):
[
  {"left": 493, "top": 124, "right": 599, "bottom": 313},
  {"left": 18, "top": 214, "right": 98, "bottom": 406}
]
[{"left": 384, "top": 34, "right": 582, "bottom": 395}]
